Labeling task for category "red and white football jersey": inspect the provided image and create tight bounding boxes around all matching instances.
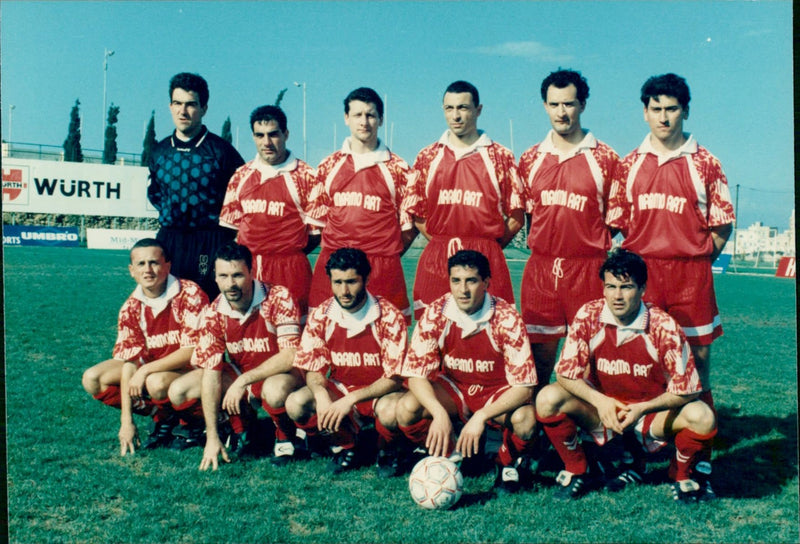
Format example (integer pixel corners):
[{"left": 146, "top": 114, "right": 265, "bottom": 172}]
[
  {"left": 219, "top": 153, "right": 324, "bottom": 255},
  {"left": 113, "top": 276, "right": 208, "bottom": 365},
  {"left": 403, "top": 131, "right": 523, "bottom": 239},
  {"left": 556, "top": 299, "right": 701, "bottom": 404},
  {"left": 294, "top": 293, "right": 407, "bottom": 387},
  {"left": 607, "top": 135, "right": 736, "bottom": 258},
  {"left": 191, "top": 281, "right": 301, "bottom": 373},
  {"left": 403, "top": 293, "right": 537, "bottom": 389},
  {"left": 519, "top": 131, "right": 618, "bottom": 257},
  {"left": 308, "top": 140, "right": 412, "bottom": 255}
]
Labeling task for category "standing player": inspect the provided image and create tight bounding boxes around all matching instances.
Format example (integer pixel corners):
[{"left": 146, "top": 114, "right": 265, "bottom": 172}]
[
  {"left": 307, "top": 87, "right": 414, "bottom": 322},
  {"left": 607, "top": 73, "right": 735, "bottom": 408},
  {"left": 535, "top": 249, "right": 717, "bottom": 502},
  {"left": 192, "top": 243, "right": 303, "bottom": 471},
  {"left": 518, "top": 70, "right": 620, "bottom": 394},
  {"left": 403, "top": 80, "right": 524, "bottom": 320},
  {"left": 147, "top": 72, "right": 245, "bottom": 299},
  {"left": 396, "top": 250, "right": 538, "bottom": 494},
  {"left": 285, "top": 248, "right": 408, "bottom": 476},
  {"left": 81, "top": 238, "right": 208, "bottom": 454},
  {"left": 219, "top": 105, "right": 324, "bottom": 321}
]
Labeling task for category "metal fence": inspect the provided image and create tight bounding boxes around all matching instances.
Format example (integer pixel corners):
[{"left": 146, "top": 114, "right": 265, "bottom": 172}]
[{"left": 2, "top": 141, "right": 143, "bottom": 166}]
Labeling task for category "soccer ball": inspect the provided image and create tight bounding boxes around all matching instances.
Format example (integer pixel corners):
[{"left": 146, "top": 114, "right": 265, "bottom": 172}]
[{"left": 408, "top": 456, "right": 464, "bottom": 510}]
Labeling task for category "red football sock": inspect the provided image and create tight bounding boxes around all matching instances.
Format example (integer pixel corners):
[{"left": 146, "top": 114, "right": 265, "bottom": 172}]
[
  {"left": 375, "top": 417, "right": 401, "bottom": 445},
  {"left": 229, "top": 414, "right": 246, "bottom": 435},
  {"left": 496, "top": 427, "right": 533, "bottom": 467},
  {"left": 93, "top": 385, "right": 121, "bottom": 408},
  {"left": 263, "top": 403, "right": 297, "bottom": 442},
  {"left": 151, "top": 397, "right": 175, "bottom": 424},
  {"left": 538, "top": 412, "right": 587, "bottom": 475},
  {"left": 398, "top": 418, "right": 431, "bottom": 446},
  {"left": 672, "top": 428, "right": 717, "bottom": 481},
  {"left": 297, "top": 414, "right": 319, "bottom": 437},
  {"left": 172, "top": 398, "right": 204, "bottom": 426}
]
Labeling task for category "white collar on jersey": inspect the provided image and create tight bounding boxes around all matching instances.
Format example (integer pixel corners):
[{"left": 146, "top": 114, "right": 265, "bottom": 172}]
[
  {"left": 539, "top": 130, "right": 597, "bottom": 162},
  {"left": 438, "top": 130, "right": 492, "bottom": 160},
  {"left": 216, "top": 280, "right": 268, "bottom": 323},
  {"left": 132, "top": 274, "right": 180, "bottom": 317},
  {"left": 328, "top": 292, "right": 380, "bottom": 337},
  {"left": 341, "top": 137, "right": 390, "bottom": 172},
  {"left": 600, "top": 301, "right": 648, "bottom": 346},
  {"left": 443, "top": 292, "right": 494, "bottom": 338},
  {"left": 252, "top": 151, "right": 298, "bottom": 181},
  {"left": 638, "top": 133, "right": 697, "bottom": 166}
]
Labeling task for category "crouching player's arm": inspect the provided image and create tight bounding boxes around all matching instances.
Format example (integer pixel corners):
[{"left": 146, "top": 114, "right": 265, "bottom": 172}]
[
  {"left": 456, "top": 385, "right": 532, "bottom": 457},
  {"left": 221, "top": 348, "right": 297, "bottom": 415},
  {"left": 407, "top": 377, "right": 452, "bottom": 458},
  {"left": 199, "top": 367, "right": 227, "bottom": 471},
  {"left": 617, "top": 391, "right": 699, "bottom": 431},
  {"left": 119, "top": 361, "right": 140, "bottom": 456},
  {"left": 126, "top": 347, "right": 194, "bottom": 399},
  {"left": 315, "top": 373, "right": 402, "bottom": 433},
  {"left": 556, "top": 375, "right": 629, "bottom": 434}
]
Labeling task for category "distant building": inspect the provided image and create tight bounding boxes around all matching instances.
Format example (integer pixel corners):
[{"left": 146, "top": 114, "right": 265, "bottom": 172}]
[{"left": 732, "top": 210, "right": 795, "bottom": 259}]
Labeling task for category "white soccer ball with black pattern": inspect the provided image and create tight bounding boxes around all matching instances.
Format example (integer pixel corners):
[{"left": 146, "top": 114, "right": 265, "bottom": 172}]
[{"left": 408, "top": 456, "right": 464, "bottom": 510}]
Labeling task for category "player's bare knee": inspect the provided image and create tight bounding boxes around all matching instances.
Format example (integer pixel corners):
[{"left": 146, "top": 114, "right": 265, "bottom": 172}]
[
  {"left": 285, "top": 389, "right": 311, "bottom": 421},
  {"left": 395, "top": 391, "right": 423, "bottom": 427},
  {"left": 535, "top": 383, "right": 566, "bottom": 418},
  {"left": 167, "top": 380, "right": 187, "bottom": 405},
  {"left": 374, "top": 395, "right": 399, "bottom": 429},
  {"left": 145, "top": 373, "right": 171, "bottom": 399},
  {"left": 262, "top": 375, "right": 294, "bottom": 408},
  {"left": 510, "top": 404, "right": 536, "bottom": 440},
  {"left": 82, "top": 366, "right": 101, "bottom": 395},
  {"left": 683, "top": 400, "right": 716, "bottom": 434}
]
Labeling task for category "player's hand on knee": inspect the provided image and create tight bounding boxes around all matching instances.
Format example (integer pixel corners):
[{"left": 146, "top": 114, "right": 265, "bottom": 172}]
[
  {"left": 596, "top": 396, "right": 627, "bottom": 434},
  {"left": 222, "top": 383, "right": 245, "bottom": 415}
]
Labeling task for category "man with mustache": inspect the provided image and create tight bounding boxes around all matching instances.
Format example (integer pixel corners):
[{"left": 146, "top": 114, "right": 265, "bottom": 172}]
[
  {"left": 536, "top": 249, "right": 717, "bottom": 502},
  {"left": 219, "top": 105, "right": 324, "bottom": 323},
  {"left": 307, "top": 87, "right": 414, "bottom": 323},
  {"left": 518, "top": 70, "right": 621, "bottom": 397},
  {"left": 147, "top": 72, "right": 245, "bottom": 300},
  {"left": 285, "top": 248, "right": 408, "bottom": 476},
  {"left": 191, "top": 242, "right": 303, "bottom": 471},
  {"left": 403, "top": 80, "right": 524, "bottom": 320},
  {"left": 81, "top": 238, "right": 209, "bottom": 454},
  {"left": 396, "top": 250, "right": 538, "bottom": 494}
]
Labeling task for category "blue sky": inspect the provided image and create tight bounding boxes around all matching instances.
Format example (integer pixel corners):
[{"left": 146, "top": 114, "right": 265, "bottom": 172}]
[{"left": 1, "top": 1, "right": 793, "bottom": 229}]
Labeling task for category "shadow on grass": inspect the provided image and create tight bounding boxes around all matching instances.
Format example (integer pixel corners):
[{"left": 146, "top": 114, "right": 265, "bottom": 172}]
[{"left": 710, "top": 406, "right": 798, "bottom": 499}]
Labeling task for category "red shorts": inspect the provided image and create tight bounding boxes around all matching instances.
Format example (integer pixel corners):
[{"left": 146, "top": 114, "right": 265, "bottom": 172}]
[
  {"left": 308, "top": 248, "right": 410, "bottom": 322},
  {"left": 435, "top": 374, "right": 512, "bottom": 427},
  {"left": 327, "top": 378, "right": 377, "bottom": 431},
  {"left": 642, "top": 257, "right": 721, "bottom": 345},
  {"left": 413, "top": 236, "right": 514, "bottom": 320},
  {"left": 584, "top": 412, "right": 667, "bottom": 454},
  {"left": 521, "top": 255, "right": 605, "bottom": 343},
  {"left": 252, "top": 251, "right": 312, "bottom": 322}
]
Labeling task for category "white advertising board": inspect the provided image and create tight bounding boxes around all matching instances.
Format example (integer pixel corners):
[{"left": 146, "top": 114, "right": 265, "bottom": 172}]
[
  {"left": 2, "top": 158, "right": 158, "bottom": 218},
  {"left": 87, "top": 228, "right": 158, "bottom": 250}
]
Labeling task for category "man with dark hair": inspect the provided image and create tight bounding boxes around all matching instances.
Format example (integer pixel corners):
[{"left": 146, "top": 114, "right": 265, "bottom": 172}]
[
  {"left": 286, "top": 247, "right": 408, "bottom": 476},
  {"left": 396, "top": 250, "right": 538, "bottom": 494},
  {"left": 536, "top": 249, "right": 717, "bottom": 502},
  {"left": 219, "top": 104, "right": 323, "bottom": 322},
  {"left": 307, "top": 87, "right": 414, "bottom": 323},
  {"left": 147, "top": 72, "right": 245, "bottom": 299},
  {"left": 192, "top": 242, "right": 303, "bottom": 471},
  {"left": 518, "top": 69, "right": 620, "bottom": 396},
  {"left": 81, "top": 238, "right": 209, "bottom": 454},
  {"left": 404, "top": 80, "right": 524, "bottom": 320},
  {"left": 607, "top": 73, "right": 735, "bottom": 413}
]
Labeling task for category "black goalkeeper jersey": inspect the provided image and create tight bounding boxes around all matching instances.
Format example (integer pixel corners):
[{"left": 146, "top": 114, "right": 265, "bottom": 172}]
[{"left": 147, "top": 126, "right": 245, "bottom": 229}]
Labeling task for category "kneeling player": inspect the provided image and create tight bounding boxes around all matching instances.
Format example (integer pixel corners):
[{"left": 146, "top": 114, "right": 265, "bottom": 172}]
[
  {"left": 535, "top": 249, "right": 716, "bottom": 502},
  {"left": 396, "top": 250, "right": 538, "bottom": 494},
  {"left": 286, "top": 248, "right": 408, "bottom": 476},
  {"left": 81, "top": 238, "right": 209, "bottom": 454},
  {"left": 192, "top": 242, "right": 303, "bottom": 471}
]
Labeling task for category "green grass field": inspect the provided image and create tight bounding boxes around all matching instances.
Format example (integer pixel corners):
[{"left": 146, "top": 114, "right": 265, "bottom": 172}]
[{"left": 4, "top": 246, "right": 798, "bottom": 543}]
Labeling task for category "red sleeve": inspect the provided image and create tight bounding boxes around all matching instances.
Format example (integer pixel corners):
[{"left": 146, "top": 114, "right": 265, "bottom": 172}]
[
  {"left": 176, "top": 280, "right": 209, "bottom": 349},
  {"left": 219, "top": 163, "right": 253, "bottom": 229},
  {"left": 376, "top": 298, "right": 409, "bottom": 379},
  {"left": 493, "top": 300, "right": 538, "bottom": 385},
  {"left": 489, "top": 144, "right": 524, "bottom": 216},
  {"left": 293, "top": 303, "right": 331, "bottom": 373},
  {"left": 402, "top": 297, "right": 447, "bottom": 378},
  {"left": 191, "top": 304, "right": 227, "bottom": 371},
  {"left": 112, "top": 297, "right": 147, "bottom": 364},
  {"left": 403, "top": 143, "right": 441, "bottom": 221},
  {"left": 266, "top": 285, "right": 302, "bottom": 350},
  {"left": 555, "top": 300, "right": 603, "bottom": 380},
  {"left": 606, "top": 150, "right": 637, "bottom": 234}
]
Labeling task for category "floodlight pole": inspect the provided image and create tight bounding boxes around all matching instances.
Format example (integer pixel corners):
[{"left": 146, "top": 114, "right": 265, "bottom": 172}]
[
  {"left": 294, "top": 81, "right": 307, "bottom": 160},
  {"left": 103, "top": 48, "right": 115, "bottom": 141},
  {"left": 8, "top": 104, "right": 15, "bottom": 144}
]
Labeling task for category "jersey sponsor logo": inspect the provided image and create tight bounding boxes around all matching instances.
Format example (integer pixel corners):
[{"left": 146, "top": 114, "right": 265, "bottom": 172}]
[
  {"left": 2, "top": 167, "right": 29, "bottom": 203},
  {"left": 242, "top": 199, "right": 287, "bottom": 216},
  {"left": 33, "top": 177, "right": 122, "bottom": 200},
  {"left": 436, "top": 189, "right": 483, "bottom": 207},
  {"left": 596, "top": 357, "right": 632, "bottom": 376},
  {"left": 443, "top": 354, "right": 495, "bottom": 373},
  {"left": 227, "top": 336, "right": 271, "bottom": 354},
  {"left": 540, "top": 189, "right": 588, "bottom": 212},
  {"left": 330, "top": 351, "right": 381, "bottom": 367},
  {"left": 638, "top": 192, "right": 687, "bottom": 214},
  {"left": 332, "top": 191, "right": 382, "bottom": 212},
  {"left": 146, "top": 329, "right": 181, "bottom": 350}
]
